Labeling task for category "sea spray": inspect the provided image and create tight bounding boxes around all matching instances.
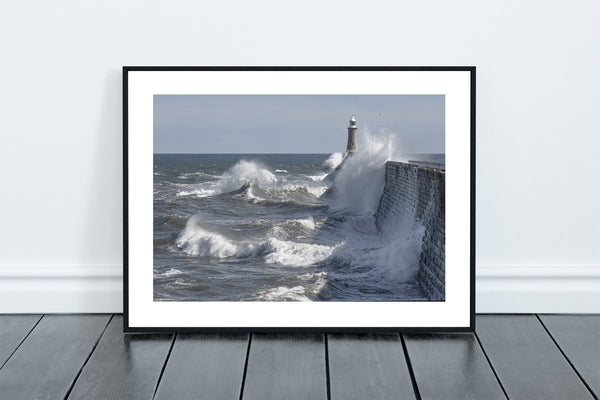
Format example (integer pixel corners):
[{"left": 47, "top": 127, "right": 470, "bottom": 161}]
[
  {"left": 319, "top": 132, "right": 427, "bottom": 283},
  {"left": 322, "top": 152, "right": 345, "bottom": 172},
  {"left": 319, "top": 212, "right": 424, "bottom": 285},
  {"left": 215, "top": 160, "right": 278, "bottom": 194},
  {"left": 326, "top": 133, "right": 397, "bottom": 215}
]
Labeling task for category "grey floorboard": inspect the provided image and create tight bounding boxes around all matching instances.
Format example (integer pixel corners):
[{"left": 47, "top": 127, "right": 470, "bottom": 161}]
[
  {"left": 404, "top": 333, "right": 506, "bottom": 400},
  {"left": 539, "top": 314, "right": 600, "bottom": 398},
  {"left": 328, "top": 333, "right": 416, "bottom": 400},
  {"left": 242, "top": 333, "right": 327, "bottom": 400},
  {"left": 0, "top": 314, "right": 41, "bottom": 368},
  {"left": 66, "top": 315, "right": 173, "bottom": 400},
  {"left": 476, "top": 315, "right": 594, "bottom": 400},
  {"left": 154, "top": 333, "right": 249, "bottom": 400},
  {"left": 0, "top": 314, "right": 110, "bottom": 400}
]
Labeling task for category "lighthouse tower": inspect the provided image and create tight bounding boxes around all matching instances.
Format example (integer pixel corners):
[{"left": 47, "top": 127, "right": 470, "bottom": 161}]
[{"left": 346, "top": 115, "right": 358, "bottom": 153}]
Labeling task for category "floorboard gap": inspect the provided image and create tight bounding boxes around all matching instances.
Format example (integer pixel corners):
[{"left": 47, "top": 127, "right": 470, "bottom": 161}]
[
  {"left": 400, "top": 333, "right": 422, "bottom": 400},
  {"left": 0, "top": 314, "right": 44, "bottom": 371},
  {"left": 474, "top": 331, "right": 510, "bottom": 400},
  {"left": 535, "top": 314, "right": 598, "bottom": 400},
  {"left": 238, "top": 333, "right": 252, "bottom": 400},
  {"left": 63, "top": 314, "right": 114, "bottom": 400},
  {"left": 324, "top": 334, "right": 331, "bottom": 400},
  {"left": 152, "top": 333, "right": 177, "bottom": 400}
]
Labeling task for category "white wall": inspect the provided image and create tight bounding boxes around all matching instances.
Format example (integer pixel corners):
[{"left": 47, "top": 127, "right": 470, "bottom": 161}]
[{"left": 1, "top": 0, "right": 598, "bottom": 313}]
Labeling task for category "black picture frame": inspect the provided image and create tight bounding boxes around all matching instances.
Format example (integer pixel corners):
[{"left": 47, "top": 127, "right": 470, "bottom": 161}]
[{"left": 123, "top": 66, "right": 475, "bottom": 333}]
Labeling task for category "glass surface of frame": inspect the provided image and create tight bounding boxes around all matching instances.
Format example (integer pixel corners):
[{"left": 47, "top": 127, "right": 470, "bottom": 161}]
[{"left": 123, "top": 67, "right": 475, "bottom": 332}]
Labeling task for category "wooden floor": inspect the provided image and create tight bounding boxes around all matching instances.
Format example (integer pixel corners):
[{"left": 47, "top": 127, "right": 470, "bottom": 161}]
[{"left": 0, "top": 315, "right": 597, "bottom": 400}]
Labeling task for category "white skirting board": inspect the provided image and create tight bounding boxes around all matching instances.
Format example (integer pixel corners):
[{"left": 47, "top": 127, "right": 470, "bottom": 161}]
[
  {"left": 0, "top": 266, "right": 598, "bottom": 313},
  {"left": 0, "top": 267, "right": 123, "bottom": 313},
  {"left": 476, "top": 266, "right": 600, "bottom": 313}
]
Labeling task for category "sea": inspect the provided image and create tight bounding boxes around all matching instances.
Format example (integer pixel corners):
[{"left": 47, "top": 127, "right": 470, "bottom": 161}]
[{"left": 153, "top": 138, "right": 444, "bottom": 302}]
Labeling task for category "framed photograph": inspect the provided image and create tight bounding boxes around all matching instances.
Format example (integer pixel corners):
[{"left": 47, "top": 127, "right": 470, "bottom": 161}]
[{"left": 124, "top": 67, "right": 475, "bottom": 332}]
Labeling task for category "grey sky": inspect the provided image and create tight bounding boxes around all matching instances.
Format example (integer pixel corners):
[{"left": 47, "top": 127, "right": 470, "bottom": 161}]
[{"left": 154, "top": 95, "right": 444, "bottom": 154}]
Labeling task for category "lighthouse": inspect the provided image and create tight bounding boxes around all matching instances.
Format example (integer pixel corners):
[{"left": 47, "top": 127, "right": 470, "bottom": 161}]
[{"left": 346, "top": 115, "right": 358, "bottom": 153}]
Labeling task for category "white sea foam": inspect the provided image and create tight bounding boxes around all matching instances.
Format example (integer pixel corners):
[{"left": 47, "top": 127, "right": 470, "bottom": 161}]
[
  {"left": 305, "top": 173, "right": 328, "bottom": 182},
  {"left": 262, "top": 184, "right": 327, "bottom": 200},
  {"left": 265, "top": 184, "right": 326, "bottom": 200},
  {"left": 176, "top": 160, "right": 279, "bottom": 198},
  {"left": 274, "top": 169, "right": 288, "bottom": 173},
  {"left": 311, "top": 276, "right": 327, "bottom": 294},
  {"left": 176, "top": 222, "right": 242, "bottom": 258},
  {"left": 177, "top": 160, "right": 328, "bottom": 203},
  {"left": 347, "top": 229, "right": 424, "bottom": 282},
  {"left": 326, "top": 212, "right": 425, "bottom": 283},
  {"left": 269, "top": 217, "right": 320, "bottom": 240},
  {"left": 242, "top": 185, "right": 263, "bottom": 203},
  {"left": 177, "top": 188, "right": 216, "bottom": 197},
  {"left": 216, "top": 160, "right": 278, "bottom": 193},
  {"left": 256, "top": 286, "right": 311, "bottom": 301},
  {"left": 297, "top": 271, "right": 327, "bottom": 280},
  {"left": 254, "top": 273, "right": 328, "bottom": 301},
  {"left": 237, "top": 184, "right": 326, "bottom": 205},
  {"left": 263, "top": 238, "right": 336, "bottom": 267},
  {"left": 156, "top": 268, "right": 184, "bottom": 277},
  {"left": 294, "top": 217, "right": 316, "bottom": 230},
  {"left": 323, "top": 152, "right": 345, "bottom": 172},
  {"left": 177, "top": 215, "right": 337, "bottom": 267},
  {"left": 327, "top": 133, "right": 397, "bottom": 215},
  {"left": 303, "top": 185, "right": 328, "bottom": 198},
  {"left": 178, "top": 172, "right": 219, "bottom": 180}
]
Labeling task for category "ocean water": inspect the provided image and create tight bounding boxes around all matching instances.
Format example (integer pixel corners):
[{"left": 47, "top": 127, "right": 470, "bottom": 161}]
[{"left": 154, "top": 143, "right": 444, "bottom": 302}]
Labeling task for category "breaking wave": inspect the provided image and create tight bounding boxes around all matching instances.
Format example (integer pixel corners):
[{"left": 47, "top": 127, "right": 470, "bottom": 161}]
[
  {"left": 176, "top": 215, "right": 337, "bottom": 267},
  {"left": 176, "top": 159, "right": 327, "bottom": 204},
  {"left": 323, "top": 152, "right": 345, "bottom": 172}
]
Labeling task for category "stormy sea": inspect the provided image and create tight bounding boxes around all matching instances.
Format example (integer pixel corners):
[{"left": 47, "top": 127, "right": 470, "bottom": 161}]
[{"left": 153, "top": 136, "right": 444, "bottom": 301}]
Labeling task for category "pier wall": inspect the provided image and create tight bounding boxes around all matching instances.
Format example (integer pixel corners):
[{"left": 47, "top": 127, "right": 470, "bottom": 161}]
[{"left": 375, "top": 162, "right": 445, "bottom": 300}]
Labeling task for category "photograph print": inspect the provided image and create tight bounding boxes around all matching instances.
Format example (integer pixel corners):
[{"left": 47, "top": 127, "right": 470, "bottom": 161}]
[
  {"left": 153, "top": 95, "right": 445, "bottom": 303},
  {"left": 125, "top": 67, "right": 474, "bottom": 330}
]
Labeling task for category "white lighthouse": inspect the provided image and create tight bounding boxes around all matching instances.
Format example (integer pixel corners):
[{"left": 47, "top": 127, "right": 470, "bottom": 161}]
[{"left": 346, "top": 115, "right": 358, "bottom": 153}]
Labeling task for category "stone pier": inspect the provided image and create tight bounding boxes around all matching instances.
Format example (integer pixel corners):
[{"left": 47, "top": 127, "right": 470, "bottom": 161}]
[{"left": 375, "top": 161, "right": 445, "bottom": 300}]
